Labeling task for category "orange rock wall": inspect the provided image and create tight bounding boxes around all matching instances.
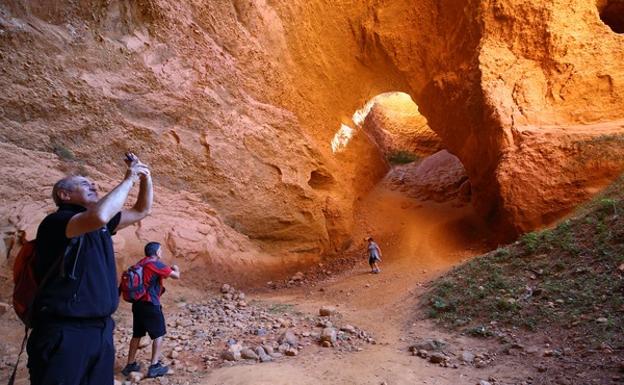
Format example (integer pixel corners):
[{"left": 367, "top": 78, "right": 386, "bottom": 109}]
[{"left": 1, "top": 0, "right": 624, "bottom": 275}]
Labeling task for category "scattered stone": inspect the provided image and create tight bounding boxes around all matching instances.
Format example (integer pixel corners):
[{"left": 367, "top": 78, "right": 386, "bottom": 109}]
[
  {"left": 596, "top": 317, "right": 608, "bottom": 324},
  {"left": 241, "top": 348, "right": 259, "bottom": 360},
  {"left": 340, "top": 325, "right": 356, "bottom": 334},
  {"left": 291, "top": 271, "right": 304, "bottom": 281},
  {"left": 429, "top": 352, "right": 447, "bottom": 364},
  {"left": 279, "top": 329, "right": 299, "bottom": 347},
  {"left": 409, "top": 338, "right": 447, "bottom": 352},
  {"left": 319, "top": 306, "right": 337, "bottom": 317},
  {"left": 168, "top": 350, "right": 179, "bottom": 359},
  {"left": 255, "top": 346, "right": 272, "bottom": 362},
  {"left": 222, "top": 342, "right": 243, "bottom": 361},
  {"left": 478, "top": 381, "right": 492, "bottom": 385},
  {"left": 285, "top": 347, "right": 298, "bottom": 356},
  {"left": 462, "top": 351, "right": 475, "bottom": 363},
  {"left": 221, "top": 350, "right": 241, "bottom": 361},
  {"left": 317, "top": 319, "right": 333, "bottom": 328},
  {"left": 221, "top": 284, "right": 232, "bottom": 293},
  {"left": 321, "top": 340, "right": 332, "bottom": 348},
  {"left": 320, "top": 327, "right": 337, "bottom": 346},
  {"left": 128, "top": 371, "right": 143, "bottom": 382},
  {"left": 262, "top": 344, "right": 274, "bottom": 355}
]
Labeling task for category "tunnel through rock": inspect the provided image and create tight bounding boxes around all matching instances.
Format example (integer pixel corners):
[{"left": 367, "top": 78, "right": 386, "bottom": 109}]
[
  {"left": 335, "top": 92, "right": 489, "bottom": 267},
  {"left": 342, "top": 92, "right": 472, "bottom": 205},
  {"left": 598, "top": 0, "right": 624, "bottom": 33}
]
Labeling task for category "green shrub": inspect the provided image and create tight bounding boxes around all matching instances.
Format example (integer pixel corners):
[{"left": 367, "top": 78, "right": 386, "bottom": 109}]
[
  {"left": 521, "top": 231, "right": 540, "bottom": 253},
  {"left": 387, "top": 150, "right": 419, "bottom": 164},
  {"left": 53, "top": 144, "right": 76, "bottom": 161}
]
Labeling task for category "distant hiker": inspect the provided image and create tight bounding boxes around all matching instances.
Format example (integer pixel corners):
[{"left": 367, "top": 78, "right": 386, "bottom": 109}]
[
  {"left": 121, "top": 242, "right": 180, "bottom": 378},
  {"left": 27, "top": 153, "right": 152, "bottom": 385},
  {"left": 367, "top": 237, "right": 382, "bottom": 274}
]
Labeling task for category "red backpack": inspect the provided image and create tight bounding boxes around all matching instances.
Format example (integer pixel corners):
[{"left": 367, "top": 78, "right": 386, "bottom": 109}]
[
  {"left": 12, "top": 237, "right": 82, "bottom": 327},
  {"left": 119, "top": 260, "right": 148, "bottom": 303},
  {"left": 12, "top": 240, "right": 38, "bottom": 327},
  {"left": 10, "top": 237, "right": 82, "bottom": 385}
]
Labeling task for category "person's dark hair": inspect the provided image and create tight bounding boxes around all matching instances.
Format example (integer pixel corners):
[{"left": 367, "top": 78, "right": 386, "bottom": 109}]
[
  {"left": 51, "top": 176, "right": 78, "bottom": 207},
  {"left": 367, "top": 237, "right": 374, "bottom": 242},
  {"left": 144, "top": 242, "right": 161, "bottom": 257}
]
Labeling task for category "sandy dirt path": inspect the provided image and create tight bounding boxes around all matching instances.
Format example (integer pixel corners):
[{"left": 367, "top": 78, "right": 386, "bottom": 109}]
[
  {"left": 199, "top": 183, "right": 532, "bottom": 385},
  {"left": 0, "top": 181, "right": 533, "bottom": 385}
]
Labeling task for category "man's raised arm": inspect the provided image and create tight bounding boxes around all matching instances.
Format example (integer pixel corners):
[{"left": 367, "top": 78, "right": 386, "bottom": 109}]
[{"left": 117, "top": 171, "right": 153, "bottom": 231}]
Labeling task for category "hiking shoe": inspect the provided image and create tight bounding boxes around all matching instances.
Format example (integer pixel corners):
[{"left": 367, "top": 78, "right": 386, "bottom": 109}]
[
  {"left": 147, "top": 362, "right": 169, "bottom": 378},
  {"left": 121, "top": 362, "right": 141, "bottom": 377}
]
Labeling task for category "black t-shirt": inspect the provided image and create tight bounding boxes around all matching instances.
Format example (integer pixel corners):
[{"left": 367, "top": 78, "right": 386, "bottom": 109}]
[{"left": 35, "top": 204, "right": 121, "bottom": 319}]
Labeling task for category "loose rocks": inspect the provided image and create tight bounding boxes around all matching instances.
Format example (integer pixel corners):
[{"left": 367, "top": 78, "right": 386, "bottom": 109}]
[
  {"left": 320, "top": 327, "right": 337, "bottom": 346},
  {"left": 319, "top": 306, "right": 337, "bottom": 316}
]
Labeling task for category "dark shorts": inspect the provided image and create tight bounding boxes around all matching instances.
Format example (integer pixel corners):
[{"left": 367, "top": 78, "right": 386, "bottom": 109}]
[
  {"left": 369, "top": 257, "right": 380, "bottom": 265},
  {"left": 27, "top": 317, "right": 114, "bottom": 385},
  {"left": 132, "top": 301, "right": 166, "bottom": 339}
]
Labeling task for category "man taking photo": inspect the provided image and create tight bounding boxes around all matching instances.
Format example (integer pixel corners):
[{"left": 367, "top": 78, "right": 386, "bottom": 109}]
[{"left": 28, "top": 153, "right": 153, "bottom": 385}]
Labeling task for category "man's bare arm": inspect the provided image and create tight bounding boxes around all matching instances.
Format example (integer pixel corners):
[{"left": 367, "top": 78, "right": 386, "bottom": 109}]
[{"left": 117, "top": 174, "right": 153, "bottom": 231}]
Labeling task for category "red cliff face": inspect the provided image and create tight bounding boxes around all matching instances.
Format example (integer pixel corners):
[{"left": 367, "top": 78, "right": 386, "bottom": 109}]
[{"left": 1, "top": 0, "right": 623, "bottom": 276}]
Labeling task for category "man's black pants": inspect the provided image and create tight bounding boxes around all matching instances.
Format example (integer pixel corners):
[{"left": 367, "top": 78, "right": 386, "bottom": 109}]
[{"left": 27, "top": 317, "right": 114, "bottom": 385}]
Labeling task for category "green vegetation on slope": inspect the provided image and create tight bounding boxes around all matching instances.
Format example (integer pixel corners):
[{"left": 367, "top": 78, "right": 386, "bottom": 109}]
[
  {"left": 424, "top": 176, "right": 624, "bottom": 347},
  {"left": 387, "top": 150, "right": 420, "bottom": 164}
]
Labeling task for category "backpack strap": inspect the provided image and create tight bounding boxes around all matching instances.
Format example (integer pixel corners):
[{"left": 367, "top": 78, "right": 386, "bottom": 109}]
[
  {"left": 7, "top": 326, "right": 29, "bottom": 385},
  {"left": 58, "top": 236, "right": 83, "bottom": 280},
  {"left": 25, "top": 235, "right": 84, "bottom": 327}
]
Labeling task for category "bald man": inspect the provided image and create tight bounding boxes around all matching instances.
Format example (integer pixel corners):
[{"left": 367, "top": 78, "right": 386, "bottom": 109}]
[{"left": 27, "top": 153, "right": 153, "bottom": 385}]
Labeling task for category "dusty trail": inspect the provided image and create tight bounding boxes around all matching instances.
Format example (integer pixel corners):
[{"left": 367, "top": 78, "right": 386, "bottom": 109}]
[{"left": 201, "top": 181, "right": 531, "bottom": 384}]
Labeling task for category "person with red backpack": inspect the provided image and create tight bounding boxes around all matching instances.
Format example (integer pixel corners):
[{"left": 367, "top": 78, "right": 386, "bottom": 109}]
[
  {"left": 26, "top": 153, "right": 153, "bottom": 385},
  {"left": 121, "top": 242, "right": 180, "bottom": 378}
]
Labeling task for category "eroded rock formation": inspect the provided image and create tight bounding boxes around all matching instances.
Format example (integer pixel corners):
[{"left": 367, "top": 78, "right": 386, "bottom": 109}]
[
  {"left": 361, "top": 92, "right": 443, "bottom": 158},
  {"left": 1, "top": 0, "right": 623, "bottom": 279}
]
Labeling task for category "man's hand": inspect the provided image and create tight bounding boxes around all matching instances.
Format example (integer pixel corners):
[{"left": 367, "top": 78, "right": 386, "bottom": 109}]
[
  {"left": 124, "top": 153, "right": 150, "bottom": 182},
  {"left": 169, "top": 264, "right": 181, "bottom": 279}
]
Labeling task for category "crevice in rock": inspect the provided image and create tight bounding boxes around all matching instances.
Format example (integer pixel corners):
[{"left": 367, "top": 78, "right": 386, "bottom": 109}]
[
  {"left": 598, "top": 0, "right": 624, "bottom": 33},
  {"left": 308, "top": 170, "right": 335, "bottom": 190}
]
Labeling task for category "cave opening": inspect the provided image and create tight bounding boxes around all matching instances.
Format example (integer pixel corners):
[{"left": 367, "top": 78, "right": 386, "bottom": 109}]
[
  {"left": 335, "top": 92, "right": 492, "bottom": 269},
  {"left": 598, "top": 0, "right": 624, "bottom": 33}
]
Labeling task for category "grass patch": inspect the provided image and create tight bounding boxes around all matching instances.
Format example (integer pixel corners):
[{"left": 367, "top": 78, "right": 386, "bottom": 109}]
[
  {"left": 423, "top": 175, "right": 624, "bottom": 346},
  {"left": 53, "top": 144, "right": 76, "bottom": 161},
  {"left": 387, "top": 150, "right": 420, "bottom": 164},
  {"left": 267, "top": 303, "right": 295, "bottom": 314}
]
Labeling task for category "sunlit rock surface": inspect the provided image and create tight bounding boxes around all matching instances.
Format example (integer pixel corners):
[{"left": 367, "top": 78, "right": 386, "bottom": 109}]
[{"left": 1, "top": 0, "right": 623, "bottom": 278}]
